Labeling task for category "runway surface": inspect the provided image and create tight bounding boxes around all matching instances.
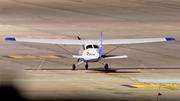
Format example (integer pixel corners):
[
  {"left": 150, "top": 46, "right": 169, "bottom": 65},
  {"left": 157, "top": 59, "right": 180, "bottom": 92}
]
[{"left": 0, "top": 0, "right": 180, "bottom": 100}]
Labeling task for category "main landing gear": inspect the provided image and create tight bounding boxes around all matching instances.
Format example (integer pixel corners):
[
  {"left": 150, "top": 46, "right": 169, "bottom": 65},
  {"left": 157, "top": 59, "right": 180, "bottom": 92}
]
[
  {"left": 72, "top": 62, "right": 109, "bottom": 71},
  {"left": 104, "top": 64, "right": 109, "bottom": 71},
  {"left": 72, "top": 62, "right": 88, "bottom": 70},
  {"left": 72, "top": 60, "right": 87, "bottom": 70},
  {"left": 72, "top": 64, "right": 76, "bottom": 70},
  {"left": 85, "top": 63, "right": 88, "bottom": 69}
]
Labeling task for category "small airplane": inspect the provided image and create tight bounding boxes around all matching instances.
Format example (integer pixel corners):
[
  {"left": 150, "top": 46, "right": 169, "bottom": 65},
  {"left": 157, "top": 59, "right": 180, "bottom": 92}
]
[{"left": 5, "top": 33, "right": 175, "bottom": 71}]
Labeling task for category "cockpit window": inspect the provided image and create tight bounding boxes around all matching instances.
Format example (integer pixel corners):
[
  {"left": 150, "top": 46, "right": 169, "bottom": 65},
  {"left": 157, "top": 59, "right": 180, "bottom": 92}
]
[
  {"left": 82, "top": 45, "right": 85, "bottom": 50},
  {"left": 86, "top": 45, "right": 93, "bottom": 49},
  {"left": 86, "top": 45, "right": 99, "bottom": 49},
  {"left": 93, "top": 45, "right": 98, "bottom": 48}
]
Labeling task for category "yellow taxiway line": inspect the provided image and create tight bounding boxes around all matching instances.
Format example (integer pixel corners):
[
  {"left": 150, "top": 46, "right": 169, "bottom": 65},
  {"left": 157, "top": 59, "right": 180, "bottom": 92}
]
[
  {"left": 130, "top": 84, "right": 180, "bottom": 88},
  {"left": 128, "top": 84, "right": 180, "bottom": 90}
]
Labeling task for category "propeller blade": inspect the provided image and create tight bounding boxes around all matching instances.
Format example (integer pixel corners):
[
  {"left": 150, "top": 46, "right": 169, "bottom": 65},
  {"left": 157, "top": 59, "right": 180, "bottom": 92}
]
[
  {"left": 77, "top": 58, "right": 80, "bottom": 62},
  {"left": 77, "top": 36, "right": 81, "bottom": 40}
]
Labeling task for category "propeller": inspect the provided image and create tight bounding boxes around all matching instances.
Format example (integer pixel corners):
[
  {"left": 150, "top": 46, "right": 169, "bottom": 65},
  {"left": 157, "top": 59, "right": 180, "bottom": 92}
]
[
  {"left": 77, "top": 36, "right": 81, "bottom": 62},
  {"left": 77, "top": 58, "right": 80, "bottom": 62},
  {"left": 77, "top": 36, "right": 81, "bottom": 40}
]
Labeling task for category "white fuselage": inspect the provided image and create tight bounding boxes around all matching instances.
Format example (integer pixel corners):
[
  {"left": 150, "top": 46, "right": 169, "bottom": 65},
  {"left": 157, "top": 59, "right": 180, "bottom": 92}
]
[{"left": 79, "top": 44, "right": 99, "bottom": 62}]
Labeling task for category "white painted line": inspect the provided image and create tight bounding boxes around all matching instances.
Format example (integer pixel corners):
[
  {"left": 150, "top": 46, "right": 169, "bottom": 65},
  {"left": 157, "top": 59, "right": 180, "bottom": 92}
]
[{"left": 136, "top": 79, "right": 180, "bottom": 84}]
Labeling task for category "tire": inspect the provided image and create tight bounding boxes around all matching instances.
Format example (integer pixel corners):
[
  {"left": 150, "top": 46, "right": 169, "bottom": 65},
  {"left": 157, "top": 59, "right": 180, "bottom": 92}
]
[
  {"left": 72, "top": 64, "right": 76, "bottom": 70},
  {"left": 85, "top": 63, "right": 88, "bottom": 69},
  {"left": 104, "top": 64, "right": 108, "bottom": 71}
]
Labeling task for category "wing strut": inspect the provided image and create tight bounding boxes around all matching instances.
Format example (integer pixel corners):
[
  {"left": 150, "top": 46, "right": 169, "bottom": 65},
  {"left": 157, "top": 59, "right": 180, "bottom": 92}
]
[
  {"left": 55, "top": 44, "right": 73, "bottom": 55},
  {"left": 103, "top": 45, "right": 123, "bottom": 56},
  {"left": 127, "top": 45, "right": 146, "bottom": 69}
]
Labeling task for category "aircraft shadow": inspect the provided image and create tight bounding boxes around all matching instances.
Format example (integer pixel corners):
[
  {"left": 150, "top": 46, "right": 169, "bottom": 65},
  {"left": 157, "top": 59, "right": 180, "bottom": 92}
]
[
  {"left": 86, "top": 67, "right": 180, "bottom": 73},
  {"left": 87, "top": 67, "right": 141, "bottom": 73},
  {"left": 25, "top": 67, "right": 180, "bottom": 73},
  {"left": 25, "top": 68, "right": 85, "bottom": 70}
]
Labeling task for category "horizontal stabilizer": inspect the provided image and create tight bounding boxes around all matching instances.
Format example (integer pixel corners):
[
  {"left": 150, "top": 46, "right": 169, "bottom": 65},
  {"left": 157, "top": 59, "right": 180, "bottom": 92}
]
[
  {"left": 102, "top": 55, "right": 128, "bottom": 59},
  {"left": 72, "top": 55, "right": 99, "bottom": 59}
]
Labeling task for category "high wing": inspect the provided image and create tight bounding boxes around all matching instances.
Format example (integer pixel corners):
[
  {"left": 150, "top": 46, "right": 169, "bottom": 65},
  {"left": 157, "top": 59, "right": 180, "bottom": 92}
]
[
  {"left": 102, "top": 55, "right": 128, "bottom": 59},
  {"left": 5, "top": 37, "right": 175, "bottom": 45},
  {"left": 5, "top": 38, "right": 85, "bottom": 45},
  {"left": 72, "top": 55, "right": 99, "bottom": 59},
  {"left": 102, "top": 38, "right": 175, "bottom": 45}
]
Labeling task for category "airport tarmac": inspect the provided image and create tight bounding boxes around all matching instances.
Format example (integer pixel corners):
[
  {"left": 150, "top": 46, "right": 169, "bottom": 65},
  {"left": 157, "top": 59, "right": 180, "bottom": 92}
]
[{"left": 0, "top": 0, "right": 180, "bottom": 100}]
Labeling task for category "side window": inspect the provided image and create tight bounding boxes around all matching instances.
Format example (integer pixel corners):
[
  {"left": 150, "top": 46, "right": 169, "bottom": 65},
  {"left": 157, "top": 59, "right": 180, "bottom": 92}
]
[
  {"left": 83, "top": 45, "right": 85, "bottom": 50},
  {"left": 93, "top": 45, "right": 99, "bottom": 48}
]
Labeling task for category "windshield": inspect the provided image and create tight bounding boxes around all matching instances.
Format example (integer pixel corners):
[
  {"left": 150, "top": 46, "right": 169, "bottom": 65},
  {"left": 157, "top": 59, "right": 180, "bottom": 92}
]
[
  {"left": 93, "top": 45, "right": 98, "bottom": 48},
  {"left": 86, "top": 45, "right": 99, "bottom": 49},
  {"left": 86, "top": 45, "right": 93, "bottom": 49}
]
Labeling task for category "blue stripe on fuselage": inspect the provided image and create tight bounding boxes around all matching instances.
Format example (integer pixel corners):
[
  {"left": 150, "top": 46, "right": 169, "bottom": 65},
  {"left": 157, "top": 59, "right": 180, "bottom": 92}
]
[{"left": 81, "top": 58, "right": 99, "bottom": 62}]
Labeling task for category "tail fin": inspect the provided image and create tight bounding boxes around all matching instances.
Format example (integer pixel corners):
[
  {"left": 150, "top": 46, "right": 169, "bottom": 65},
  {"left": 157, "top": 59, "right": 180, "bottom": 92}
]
[{"left": 97, "top": 32, "right": 103, "bottom": 59}]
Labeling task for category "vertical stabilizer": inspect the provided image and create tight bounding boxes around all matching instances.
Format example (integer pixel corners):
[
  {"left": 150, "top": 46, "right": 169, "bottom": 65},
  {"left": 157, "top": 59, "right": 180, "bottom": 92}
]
[{"left": 98, "top": 32, "right": 103, "bottom": 59}]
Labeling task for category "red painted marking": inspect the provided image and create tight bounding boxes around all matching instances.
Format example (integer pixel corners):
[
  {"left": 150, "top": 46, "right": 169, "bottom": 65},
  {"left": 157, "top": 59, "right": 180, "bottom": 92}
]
[
  {"left": 42, "top": 37, "right": 60, "bottom": 39},
  {"left": 31, "top": 70, "right": 45, "bottom": 71},
  {"left": 100, "top": 73, "right": 112, "bottom": 74},
  {"left": 12, "top": 36, "right": 31, "bottom": 38},
  {"left": 79, "top": 66, "right": 85, "bottom": 69},
  {"left": 139, "top": 69, "right": 154, "bottom": 70},
  {"left": 158, "top": 93, "right": 162, "bottom": 96}
]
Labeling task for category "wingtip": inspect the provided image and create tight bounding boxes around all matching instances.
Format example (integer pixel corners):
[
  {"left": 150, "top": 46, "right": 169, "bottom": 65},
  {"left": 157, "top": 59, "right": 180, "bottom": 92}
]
[
  {"left": 5, "top": 38, "right": 16, "bottom": 41},
  {"left": 165, "top": 38, "right": 175, "bottom": 41}
]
